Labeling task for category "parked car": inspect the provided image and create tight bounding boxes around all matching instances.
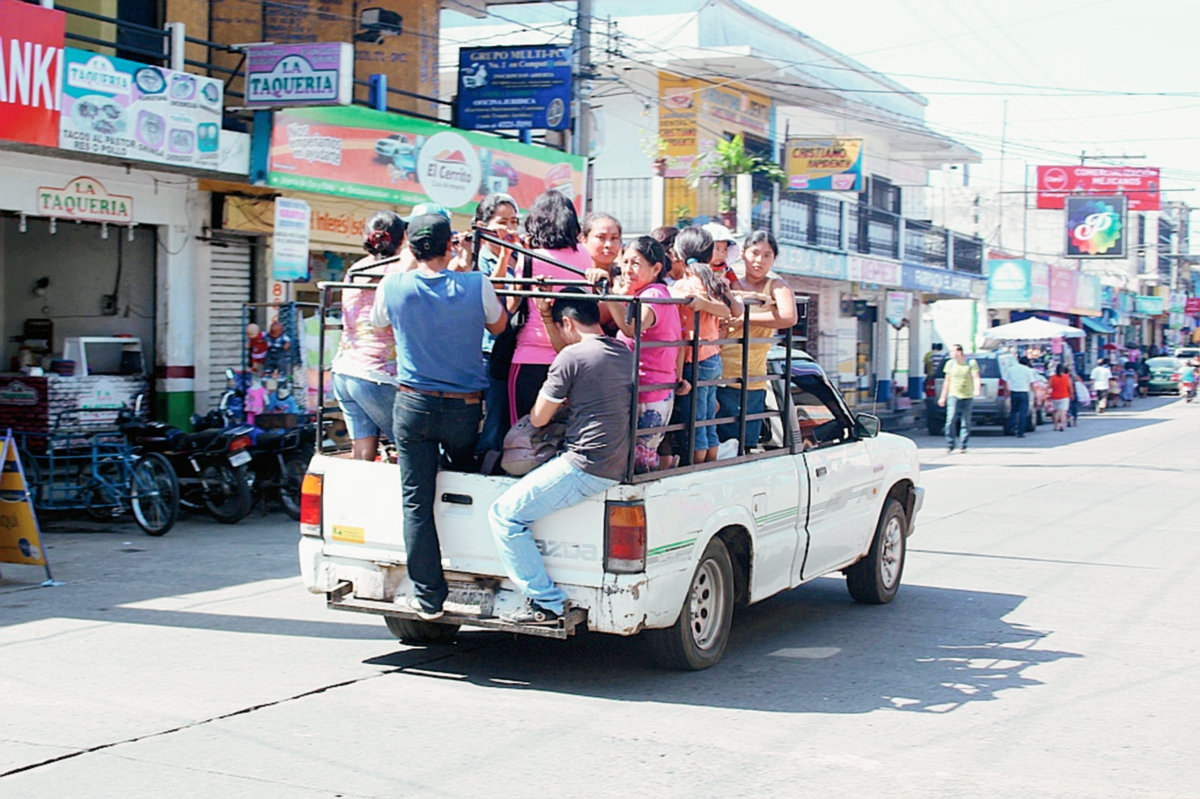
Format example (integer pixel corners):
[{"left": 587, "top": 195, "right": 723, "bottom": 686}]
[
  {"left": 1173, "top": 347, "right": 1200, "bottom": 360},
  {"left": 491, "top": 159, "right": 519, "bottom": 187},
  {"left": 1146, "top": 357, "right": 1185, "bottom": 395},
  {"left": 924, "top": 350, "right": 1035, "bottom": 436}
]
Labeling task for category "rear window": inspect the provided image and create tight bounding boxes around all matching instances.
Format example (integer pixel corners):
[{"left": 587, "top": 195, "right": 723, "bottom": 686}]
[
  {"left": 969, "top": 358, "right": 1002, "bottom": 378},
  {"left": 1148, "top": 358, "right": 1180, "bottom": 369}
]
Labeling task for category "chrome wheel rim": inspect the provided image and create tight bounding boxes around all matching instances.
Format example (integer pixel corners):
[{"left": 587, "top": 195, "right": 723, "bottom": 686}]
[
  {"left": 689, "top": 558, "right": 726, "bottom": 651},
  {"left": 880, "top": 516, "right": 904, "bottom": 589}
]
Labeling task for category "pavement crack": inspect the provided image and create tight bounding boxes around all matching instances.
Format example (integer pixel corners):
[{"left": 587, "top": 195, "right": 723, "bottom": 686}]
[{"left": 0, "top": 642, "right": 485, "bottom": 780}]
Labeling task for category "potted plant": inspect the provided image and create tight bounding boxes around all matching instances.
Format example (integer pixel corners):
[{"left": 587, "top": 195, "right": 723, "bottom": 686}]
[
  {"left": 672, "top": 203, "right": 692, "bottom": 228},
  {"left": 690, "top": 133, "right": 784, "bottom": 229}
]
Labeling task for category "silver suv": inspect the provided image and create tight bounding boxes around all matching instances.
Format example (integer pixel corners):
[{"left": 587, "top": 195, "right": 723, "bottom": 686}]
[{"left": 924, "top": 351, "right": 1033, "bottom": 436}]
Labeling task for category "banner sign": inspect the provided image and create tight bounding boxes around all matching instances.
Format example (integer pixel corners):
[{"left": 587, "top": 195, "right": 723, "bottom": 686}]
[
  {"left": 847, "top": 254, "right": 901, "bottom": 287},
  {"left": 37, "top": 176, "right": 134, "bottom": 224},
  {"left": 987, "top": 259, "right": 1032, "bottom": 307},
  {"left": 784, "top": 138, "right": 863, "bottom": 192},
  {"left": 273, "top": 197, "right": 312, "bottom": 280},
  {"left": 245, "top": 42, "right": 354, "bottom": 109},
  {"left": 1072, "top": 274, "right": 1102, "bottom": 316},
  {"left": 0, "top": 430, "right": 53, "bottom": 580},
  {"left": 267, "top": 106, "right": 585, "bottom": 215},
  {"left": 1065, "top": 195, "right": 1127, "bottom": 259},
  {"left": 1185, "top": 298, "right": 1200, "bottom": 316},
  {"left": 1036, "top": 165, "right": 1160, "bottom": 211},
  {"left": 901, "top": 264, "right": 975, "bottom": 297},
  {"left": 59, "top": 48, "right": 223, "bottom": 170},
  {"left": 1134, "top": 295, "right": 1164, "bottom": 316},
  {"left": 777, "top": 246, "right": 846, "bottom": 280},
  {"left": 1049, "top": 268, "right": 1077, "bottom": 313},
  {"left": 457, "top": 45, "right": 571, "bottom": 131},
  {"left": 885, "top": 291, "right": 911, "bottom": 329},
  {"left": 0, "top": 0, "right": 66, "bottom": 147}
]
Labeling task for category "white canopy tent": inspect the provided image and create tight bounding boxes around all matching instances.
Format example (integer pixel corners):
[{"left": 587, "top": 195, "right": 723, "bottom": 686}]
[{"left": 983, "top": 317, "right": 1085, "bottom": 343}]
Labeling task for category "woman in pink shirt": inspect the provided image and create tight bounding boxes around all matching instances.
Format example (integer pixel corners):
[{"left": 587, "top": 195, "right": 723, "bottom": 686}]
[
  {"left": 331, "top": 211, "right": 405, "bottom": 460},
  {"left": 604, "top": 236, "right": 683, "bottom": 472},
  {"left": 508, "top": 192, "right": 594, "bottom": 423}
]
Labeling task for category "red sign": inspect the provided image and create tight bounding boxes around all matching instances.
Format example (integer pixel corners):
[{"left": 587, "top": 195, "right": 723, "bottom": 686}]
[
  {"left": 0, "top": 0, "right": 66, "bottom": 147},
  {"left": 1036, "top": 165, "right": 1160, "bottom": 212},
  {"left": 1186, "top": 298, "right": 1200, "bottom": 316}
]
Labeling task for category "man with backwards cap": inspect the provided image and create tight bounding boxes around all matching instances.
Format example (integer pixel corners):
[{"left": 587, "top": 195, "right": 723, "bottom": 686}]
[{"left": 371, "top": 213, "right": 509, "bottom": 620}]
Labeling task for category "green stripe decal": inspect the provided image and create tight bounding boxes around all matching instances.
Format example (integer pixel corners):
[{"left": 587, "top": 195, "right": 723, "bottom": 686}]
[
  {"left": 648, "top": 538, "right": 696, "bottom": 557},
  {"left": 755, "top": 506, "right": 800, "bottom": 525}
]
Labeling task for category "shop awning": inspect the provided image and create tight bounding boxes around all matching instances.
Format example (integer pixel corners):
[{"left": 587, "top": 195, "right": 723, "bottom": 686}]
[{"left": 1082, "top": 317, "right": 1116, "bottom": 335}]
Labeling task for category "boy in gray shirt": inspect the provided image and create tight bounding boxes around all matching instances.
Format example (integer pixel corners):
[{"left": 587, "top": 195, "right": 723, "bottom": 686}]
[{"left": 488, "top": 291, "right": 634, "bottom": 624}]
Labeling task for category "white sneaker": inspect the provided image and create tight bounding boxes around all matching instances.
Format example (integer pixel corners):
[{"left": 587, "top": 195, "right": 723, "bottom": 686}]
[{"left": 406, "top": 596, "right": 444, "bottom": 621}]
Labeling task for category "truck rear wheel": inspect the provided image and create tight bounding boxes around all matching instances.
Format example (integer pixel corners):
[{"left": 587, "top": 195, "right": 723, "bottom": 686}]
[
  {"left": 646, "top": 538, "right": 734, "bottom": 671},
  {"left": 846, "top": 498, "right": 906, "bottom": 604},
  {"left": 384, "top": 615, "right": 459, "bottom": 645}
]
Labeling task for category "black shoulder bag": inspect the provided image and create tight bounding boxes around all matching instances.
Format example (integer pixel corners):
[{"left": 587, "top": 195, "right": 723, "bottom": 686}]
[{"left": 488, "top": 252, "right": 533, "bottom": 382}]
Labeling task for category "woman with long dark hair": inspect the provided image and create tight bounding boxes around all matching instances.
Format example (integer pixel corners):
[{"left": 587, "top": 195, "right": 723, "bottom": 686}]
[
  {"left": 331, "top": 210, "right": 406, "bottom": 460},
  {"left": 508, "top": 191, "right": 593, "bottom": 422}
]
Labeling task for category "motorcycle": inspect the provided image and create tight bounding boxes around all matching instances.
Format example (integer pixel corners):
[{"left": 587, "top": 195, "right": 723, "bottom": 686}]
[{"left": 119, "top": 397, "right": 256, "bottom": 524}]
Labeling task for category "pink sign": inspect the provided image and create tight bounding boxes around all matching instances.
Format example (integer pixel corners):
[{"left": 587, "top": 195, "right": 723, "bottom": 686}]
[
  {"left": 1049, "top": 268, "right": 1077, "bottom": 314},
  {"left": 847, "top": 255, "right": 901, "bottom": 287}
]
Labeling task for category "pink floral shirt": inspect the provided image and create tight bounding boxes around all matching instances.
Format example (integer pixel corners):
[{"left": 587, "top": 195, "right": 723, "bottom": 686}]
[{"left": 332, "top": 255, "right": 398, "bottom": 384}]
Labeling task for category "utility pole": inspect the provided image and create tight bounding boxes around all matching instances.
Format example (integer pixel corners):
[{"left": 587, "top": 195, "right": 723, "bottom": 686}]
[
  {"left": 998, "top": 100, "right": 1007, "bottom": 251},
  {"left": 573, "top": 0, "right": 592, "bottom": 160}
]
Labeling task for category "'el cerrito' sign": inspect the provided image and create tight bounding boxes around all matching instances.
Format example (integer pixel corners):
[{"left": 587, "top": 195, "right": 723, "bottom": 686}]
[{"left": 37, "top": 177, "right": 134, "bottom": 224}]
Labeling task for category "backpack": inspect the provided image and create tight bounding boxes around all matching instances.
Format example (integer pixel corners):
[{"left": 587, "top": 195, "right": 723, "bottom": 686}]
[{"left": 501, "top": 413, "right": 567, "bottom": 476}]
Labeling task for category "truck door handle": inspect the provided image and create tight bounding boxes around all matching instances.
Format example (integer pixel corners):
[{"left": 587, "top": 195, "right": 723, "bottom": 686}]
[
  {"left": 815, "top": 467, "right": 827, "bottom": 477},
  {"left": 441, "top": 493, "right": 473, "bottom": 506}
]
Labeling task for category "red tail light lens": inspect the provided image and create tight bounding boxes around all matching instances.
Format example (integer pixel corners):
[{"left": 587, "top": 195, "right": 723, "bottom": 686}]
[
  {"left": 924, "top": 380, "right": 936, "bottom": 398},
  {"left": 997, "top": 378, "right": 1009, "bottom": 397},
  {"left": 605, "top": 501, "right": 646, "bottom": 574},
  {"left": 1172, "top": 373, "right": 1180, "bottom": 382},
  {"left": 300, "top": 473, "right": 322, "bottom": 533},
  {"left": 230, "top": 436, "right": 251, "bottom": 452}
]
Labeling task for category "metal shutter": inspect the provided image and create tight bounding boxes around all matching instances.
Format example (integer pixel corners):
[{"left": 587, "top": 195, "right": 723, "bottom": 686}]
[{"left": 206, "top": 237, "right": 254, "bottom": 411}]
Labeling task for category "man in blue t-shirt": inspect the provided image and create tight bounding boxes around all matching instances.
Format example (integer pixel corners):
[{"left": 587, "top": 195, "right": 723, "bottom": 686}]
[{"left": 371, "top": 214, "right": 507, "bottom": 620}]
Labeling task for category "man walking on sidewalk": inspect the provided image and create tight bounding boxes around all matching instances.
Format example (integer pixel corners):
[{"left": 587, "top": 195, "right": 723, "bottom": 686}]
[
  {"left": 939, "top": 344, "right": 981, "bottom": 452},
  {"left": 1006, "top": 355, "right": 1035, "bottom": 438},
  {"left": 1091, "top": 358, "right": 1113, "bottom": 413}
]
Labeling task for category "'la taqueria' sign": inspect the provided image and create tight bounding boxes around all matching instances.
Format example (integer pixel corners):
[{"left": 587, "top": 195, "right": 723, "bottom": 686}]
[
  {"left": 245, "top": 43, "right": 354, "bottom": 109},
  {"left": 37, "top": 177, "right": 134, "bottom": 224}
]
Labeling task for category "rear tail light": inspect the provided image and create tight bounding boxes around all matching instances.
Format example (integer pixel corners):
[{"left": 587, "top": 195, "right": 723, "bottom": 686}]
[
  {"left": 997, "top": 378, "right": 1009, "bottom": 398},
  {"left": 924, "top": 379, "right": 936, "bottom": 398},
  {"left": 230, "top": 436, "right": 251, "bottom": 452},
  {"left": 605, "top": 501, "right": 646, "bottom": 573},
  {"left": 300, "top": 473, "right": 322, "bottom": 535},
  {"left": 1172, "top": 373, "right": 1180, "bottom": 382}
]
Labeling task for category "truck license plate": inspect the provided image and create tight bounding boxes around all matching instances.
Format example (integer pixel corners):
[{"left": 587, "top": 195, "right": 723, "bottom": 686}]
[
  {"left": 444, "top": 582, "right": 495, "bottom": 617},
  {"left": 229, "top": 451, "right": 251, "bottom": 467}
]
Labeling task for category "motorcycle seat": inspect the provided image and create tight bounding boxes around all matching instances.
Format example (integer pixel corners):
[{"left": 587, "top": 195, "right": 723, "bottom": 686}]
[{"left": 255, "top": 429, "right": 292, "bottom": 450}]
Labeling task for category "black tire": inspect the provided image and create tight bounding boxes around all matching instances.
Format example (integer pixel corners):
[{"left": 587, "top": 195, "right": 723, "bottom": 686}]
[
  {"left": 1026, "top": 411, "right": 1037, "bottom": 433},
  {"left": 645, "top": 538, "right": 735, "bottom": 671},
  {"left": 846, "top": 498, "right": 907, "bottom": 604},
  {"left": 278, "top": 454, "right": 309, "bottom": 521},
  {"left": 384, "top": 615, "right": 460, "bottom": 644},
  {"left": 1036, "top": 408, "right": 1045, "bottom": 425},
  {"left": 202, "top": 461, "right": 252, "bottom": 524},
  {"left": 131, "top": 453, "right": 179, "bottom": 536}
]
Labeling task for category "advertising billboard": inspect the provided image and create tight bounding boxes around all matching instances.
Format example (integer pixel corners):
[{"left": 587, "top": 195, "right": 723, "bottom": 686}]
[
  {"left": 784, "top": 138, "right": 864, "bottom": 192},
  {"left": 0, "top": 0, "right": 66, "bottom": 147},
  {"left": 457, "top": 46, "right": 572, "bottom": 131},
  {"left": 245, "top": 43, "right": 354, "bottom": 109},
  {"left": 986, "top": 259, "right": 1032, "bottom": 308},
  {"left": 1065, "top": 195, "right": 1127, "bottom": 259},
  {"left": 58, "top": 49, "right": 223, "bottom": 170},
  {"left": 1036, "top": 165, "right": 1159, "bottom": 211},
  {"left": 267, "top": 106, "right": 585, "bottom": 215}
]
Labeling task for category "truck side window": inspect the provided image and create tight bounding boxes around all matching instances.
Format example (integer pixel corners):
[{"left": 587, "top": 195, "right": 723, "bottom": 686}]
[{"left": 791, "top": 374, "right": 854, "bottom": 448}]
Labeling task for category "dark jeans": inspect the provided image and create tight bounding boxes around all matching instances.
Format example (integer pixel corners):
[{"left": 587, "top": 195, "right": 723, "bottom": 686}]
[
  {"left": 716, "top": 386, "right": 766, "bottom": 450},
  {"left": 393, "top": 391, "right": 482, "bottom": 613},
  {"left": 944, "top": 396, "right": 974, "bottom": 449},
  {"left": 476, "top": 363, "right": 509, "bottom": 455},
  {"left": 1009, "top": 391, "right": 1030, "bottom": 437}
]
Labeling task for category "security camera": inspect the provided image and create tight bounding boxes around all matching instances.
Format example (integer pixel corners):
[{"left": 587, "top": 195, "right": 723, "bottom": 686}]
[{"left": 354, "top": 8, "right": 402, "bottom": 44}]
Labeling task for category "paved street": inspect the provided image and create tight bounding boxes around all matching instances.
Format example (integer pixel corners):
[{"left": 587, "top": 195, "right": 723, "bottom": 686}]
[{"left": 1, "top": 397, "right": 1198, "bottom": 798}]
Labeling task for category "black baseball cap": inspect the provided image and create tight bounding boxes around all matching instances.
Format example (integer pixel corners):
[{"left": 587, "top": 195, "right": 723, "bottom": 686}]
[{"left": 407, "top": 214, "right": 452, "bottom": 260}]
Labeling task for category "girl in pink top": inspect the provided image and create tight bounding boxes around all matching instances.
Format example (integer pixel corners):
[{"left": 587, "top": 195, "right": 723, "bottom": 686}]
[
  {"left": 605, "top": 236, "right": 683, "bottom": 472},
  {"left": 507, "top": 192, "right": 593, "bottom": 423}
]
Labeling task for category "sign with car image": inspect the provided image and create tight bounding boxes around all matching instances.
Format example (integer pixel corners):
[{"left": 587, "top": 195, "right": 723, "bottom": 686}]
[
  {"left": 456, "top": 45, "right": 572, "bottom": 132},
  {"left": 266, "top": 105, "right": 585, "bottom": 214},
  {"left": 58, "top": 48, "right": 223, "bottom": 170}
]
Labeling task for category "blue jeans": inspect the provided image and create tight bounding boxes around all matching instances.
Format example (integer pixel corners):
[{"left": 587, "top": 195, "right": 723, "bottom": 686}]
[
  {"left": 476, "top": 364, "right": 509, "bottom": 455},
  {"left": 1009, "top": 391, "right": 1030, "bottom": 437},
  {"left": 393, "top": 390, "right": 482, "bottom": 613},
  {"left": 489, "top": 455, "right": 616, "bottom": 614},
  {"left": 716, "top": 386, "right": 767, "bottom": 450},
  {"left": 676, "top": 354, "right": 722, "bottom": 453},
  {"left": 944, "top": 396, "right": 974, "bottom": 449},
  {"left": 332, "top": 373, "right": 396, "bottom": 440}
]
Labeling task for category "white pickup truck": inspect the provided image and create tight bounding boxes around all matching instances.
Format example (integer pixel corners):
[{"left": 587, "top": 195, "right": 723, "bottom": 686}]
[{"left": 299, "top": 351, "right": 923, "bottom": 671}]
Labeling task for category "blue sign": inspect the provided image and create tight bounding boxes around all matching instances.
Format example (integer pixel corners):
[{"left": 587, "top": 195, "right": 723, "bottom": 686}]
[
  {"left": 903, "top": 264, "right": 975, "bottom": 297},
  {"left": 457, "top": 46, "right": 572, "bottom": 132},
  {"left": 986, "top": 259, "right": 1033, "bottom": 307},
  {"left": 777, "top": 245, "right": 847, "bottom": 279}
]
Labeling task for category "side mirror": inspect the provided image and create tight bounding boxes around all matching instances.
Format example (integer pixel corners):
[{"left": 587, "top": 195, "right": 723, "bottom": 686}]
[{"left": 855, "top": 413, "right": 881, "bottom": 438}]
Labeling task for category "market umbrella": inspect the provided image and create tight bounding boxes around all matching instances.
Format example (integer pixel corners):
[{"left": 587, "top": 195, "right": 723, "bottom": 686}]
[{"left": 983, "top": 317, "right": 1085, "bottom": 343}]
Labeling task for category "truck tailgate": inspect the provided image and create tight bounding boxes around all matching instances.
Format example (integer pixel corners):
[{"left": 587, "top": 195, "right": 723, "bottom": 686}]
[{"left": 314, "top": 454, "right": 609, "bottom": 587}]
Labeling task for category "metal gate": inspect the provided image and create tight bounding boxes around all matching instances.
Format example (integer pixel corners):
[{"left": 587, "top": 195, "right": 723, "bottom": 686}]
[{"left": 205, "top": 236, "right": 255, "bottom": 410}]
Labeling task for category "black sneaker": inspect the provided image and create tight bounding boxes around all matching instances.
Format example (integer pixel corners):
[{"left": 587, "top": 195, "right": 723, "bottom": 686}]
[
  {"left": 501, "top": 601, "right": 560, "bottom": 626},
  {"left": 947, "top": 443, "right": 954, "bottom": 453}
]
